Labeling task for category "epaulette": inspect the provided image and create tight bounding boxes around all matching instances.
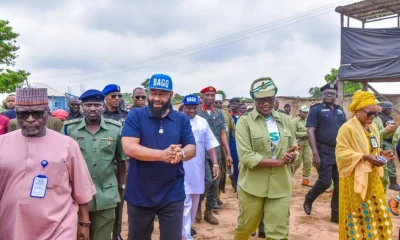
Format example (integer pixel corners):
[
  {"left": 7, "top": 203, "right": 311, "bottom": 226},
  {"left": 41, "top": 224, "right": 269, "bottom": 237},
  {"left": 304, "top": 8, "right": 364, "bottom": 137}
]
[
  {"left": 120, "top": 107, "right": 129, "bottom": 113},
  {"left": 104, "top": 118, "right": 123, "bottom": 126},
  {"left": 310, "top": 103, "right": 321, "bottom": 109},
  {"left": 63, "top": 118, "right": 83, "bottom": 125}
]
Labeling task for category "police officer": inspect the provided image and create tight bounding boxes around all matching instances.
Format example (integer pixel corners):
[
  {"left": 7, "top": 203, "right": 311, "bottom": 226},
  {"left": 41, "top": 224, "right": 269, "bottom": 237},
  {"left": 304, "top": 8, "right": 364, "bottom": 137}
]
[
  {"left": 234, "top": 77, "right": 298, "bottom": 239},
  {"left": 63, "top": 90, "right": 127, "bottom": 240},
  {"left": 377, "top": 101, "right": 400, "bottom": 191},
  {"left": 196, "top": 86, "right": 233, "bottom": 226},
  {"left": 67, "top": 98, "right": 84, "bottom": 120},
  {"left": 102, "top": 84, "right": 129, "bottom": 123},
  {"left": 303, "top": 83, "right": 346, "bottom": 223},
  {"left": 291, "top": 105, "right": 313, "bottom": 187}
]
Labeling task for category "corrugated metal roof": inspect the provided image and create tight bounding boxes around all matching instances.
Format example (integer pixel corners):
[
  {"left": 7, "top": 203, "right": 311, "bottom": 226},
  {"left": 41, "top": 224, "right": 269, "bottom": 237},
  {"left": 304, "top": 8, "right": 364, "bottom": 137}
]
[
  {"left": 31, "top": 83, "right": 65, "bottom": 97},
  {"left": 335, "top": 0, "right": 400, "bottom": 21}
]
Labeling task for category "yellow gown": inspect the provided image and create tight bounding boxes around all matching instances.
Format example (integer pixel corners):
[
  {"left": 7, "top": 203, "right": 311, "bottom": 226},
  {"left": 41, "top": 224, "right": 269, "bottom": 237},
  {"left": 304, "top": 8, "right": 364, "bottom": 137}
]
[{"left": 336, "top": 117, "right": 393, "bottom": 240}]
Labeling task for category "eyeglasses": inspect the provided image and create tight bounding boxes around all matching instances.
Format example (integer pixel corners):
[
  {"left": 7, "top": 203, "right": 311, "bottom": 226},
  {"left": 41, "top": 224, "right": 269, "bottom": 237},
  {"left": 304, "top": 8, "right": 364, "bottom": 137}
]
[
  {"left": 255, "top": 97, "right": 275, "bottom": 104},
  {"left": 361, "top": 109, "right": 377, "bottom": 117},
  {"left": 110, "top": 94, "right": 122, "bottom": 99},
  {"left": 135, "top": 95, "right": 146, "bottom": 100},
  {"left": 323, "top": 91, "right": 337, "bottom": 96},
  {"left": 16, "top": 111, "right": 46, "bottom": 120},
  {"left": 215, "top": 101, "right": 223, "bottom": 104}
]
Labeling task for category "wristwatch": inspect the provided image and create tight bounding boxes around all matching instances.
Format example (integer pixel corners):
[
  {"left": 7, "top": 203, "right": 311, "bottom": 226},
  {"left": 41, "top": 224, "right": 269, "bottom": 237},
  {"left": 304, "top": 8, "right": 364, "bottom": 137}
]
[
  {"left": 119, "top": 184, "right": 126, "bottom": 190},
  {"left": 181, "top": 149, "right": 186, "bottom": 160}
]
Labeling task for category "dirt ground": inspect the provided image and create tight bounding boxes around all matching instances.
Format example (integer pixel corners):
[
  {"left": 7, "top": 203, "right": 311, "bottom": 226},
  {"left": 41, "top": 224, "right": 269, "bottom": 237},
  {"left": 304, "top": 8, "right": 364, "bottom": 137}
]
[{"left": 120, "top": 165, "right": 400, "bottom": 240}]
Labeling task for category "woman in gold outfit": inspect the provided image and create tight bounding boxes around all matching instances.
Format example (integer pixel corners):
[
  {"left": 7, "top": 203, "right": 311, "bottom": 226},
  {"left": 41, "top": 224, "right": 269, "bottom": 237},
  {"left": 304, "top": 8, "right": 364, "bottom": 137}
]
[{"left": 336, "top": 91, "right": 393, "bottom": 240}]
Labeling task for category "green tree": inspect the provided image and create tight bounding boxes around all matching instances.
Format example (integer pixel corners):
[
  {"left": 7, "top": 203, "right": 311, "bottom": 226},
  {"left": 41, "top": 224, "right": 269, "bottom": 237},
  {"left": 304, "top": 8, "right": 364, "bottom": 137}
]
[
  {"left": 0, "top": 20, "right": 30, "bottom": 93},
  {"left": 324, "top": 68, "right": 362, "bottom": 95},
  {"left": 141, "top": 78, "right": 150, "bottom": 94},
  {"left": 308, "top": 68, "right": 362, "bottom": 97},
  {"left": 172, "top": 93, "right": 184, "bottom": 104},
  {"left": 216, "top": 90, "right": 226, "bottom": 99},
  {"left": 308, "top": 87, "right": 322, "bottom": 98},
  {"left": 122, "top": 92, "right": 133, "bottom": 105}
]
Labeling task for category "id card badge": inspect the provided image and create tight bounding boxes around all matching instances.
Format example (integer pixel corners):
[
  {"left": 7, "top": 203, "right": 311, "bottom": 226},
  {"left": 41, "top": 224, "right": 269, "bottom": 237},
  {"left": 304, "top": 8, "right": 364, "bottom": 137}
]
[
  {"left": 30, "top": 175, "right": 48, "bottom": 198},
  {"left": 370, "top": 136, "right": 379, "bottom": 149}
]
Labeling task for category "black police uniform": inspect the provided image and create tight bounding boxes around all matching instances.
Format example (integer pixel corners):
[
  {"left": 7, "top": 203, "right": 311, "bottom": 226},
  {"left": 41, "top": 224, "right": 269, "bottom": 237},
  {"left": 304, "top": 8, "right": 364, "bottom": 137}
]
[
  {"left": 103, "top": 107, "right": 129, "bottom": 123},
  {"left": 304, "top": 84, "right": 346, "bottom": 221}
]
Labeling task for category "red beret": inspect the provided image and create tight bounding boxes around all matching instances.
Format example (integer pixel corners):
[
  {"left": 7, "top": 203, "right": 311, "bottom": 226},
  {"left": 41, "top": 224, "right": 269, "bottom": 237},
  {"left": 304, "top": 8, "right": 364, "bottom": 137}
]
[{"left": 200, "top": 86, "right": 217, "bottom": 94}]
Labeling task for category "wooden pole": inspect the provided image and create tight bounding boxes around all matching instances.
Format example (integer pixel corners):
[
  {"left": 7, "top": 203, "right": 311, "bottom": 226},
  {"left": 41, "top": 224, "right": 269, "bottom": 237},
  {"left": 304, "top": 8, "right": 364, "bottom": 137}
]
[
  {"left": 337, "top": 80, "right": 344, "bottom": 108},
  {"left": 341, "top": 14, "right": 344, "bottom": 27},
  {"left": 367, "top": 83, "right": 400, "bottom": 115},
  {"left": 362, "top": 82, "right": 368, "bottom": 91},
  {"left": 347, "top": 16, "right": 350, "bottom": 27}
]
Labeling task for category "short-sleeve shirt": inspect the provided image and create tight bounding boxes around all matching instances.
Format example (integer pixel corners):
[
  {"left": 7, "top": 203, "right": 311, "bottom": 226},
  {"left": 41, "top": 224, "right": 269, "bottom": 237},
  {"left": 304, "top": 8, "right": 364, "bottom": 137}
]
[
  {"left": 306, "top": 103, "right": 346, "bottom": 147},
  {"left": 121, "top": 106, "right": 195, "bottom": 207},
  {"left": 184, "top": 115, "right": 219, "bottom": 194},
  {"left": 197, "top": 106, "right": 226, "bottom": 159},
  {"left": 63, "top": 117, "right": 127, "bottom": 211},
  {"left": 0, "top": 129, "right": 96, "bottom": 239}
]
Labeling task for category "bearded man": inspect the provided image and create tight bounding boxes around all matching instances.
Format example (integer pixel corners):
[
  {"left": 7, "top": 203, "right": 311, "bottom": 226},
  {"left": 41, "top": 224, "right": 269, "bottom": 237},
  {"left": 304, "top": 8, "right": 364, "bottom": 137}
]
[{"left": 121, "top": 74, "right": 196, "bottom": 240}]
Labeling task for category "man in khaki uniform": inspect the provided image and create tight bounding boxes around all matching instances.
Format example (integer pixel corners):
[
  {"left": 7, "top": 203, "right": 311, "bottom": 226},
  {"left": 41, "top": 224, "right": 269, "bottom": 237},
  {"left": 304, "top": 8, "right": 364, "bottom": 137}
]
[
  {"left": 234, "top": 77, "right": 298, "bottom": 240},
  {"left": 63, "top": 90, "right": 127, "bottom": 240},
  {"left": 291, "top": 105, "right": 313, "bottom": 187}
]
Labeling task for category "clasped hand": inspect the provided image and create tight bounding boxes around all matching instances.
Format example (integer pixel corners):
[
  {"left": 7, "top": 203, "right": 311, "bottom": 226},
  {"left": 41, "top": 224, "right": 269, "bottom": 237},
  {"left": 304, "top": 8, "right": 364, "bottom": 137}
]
[
  {"left": 280, "top": 146, "right": 299, "bottom": 165},
  {"left": 161, "top": 144, "right": 184, "bottom": 164}
]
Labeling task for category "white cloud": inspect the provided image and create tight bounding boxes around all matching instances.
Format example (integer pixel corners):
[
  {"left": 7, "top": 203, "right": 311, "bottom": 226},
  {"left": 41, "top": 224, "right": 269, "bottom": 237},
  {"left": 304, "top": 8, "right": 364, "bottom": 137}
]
[{"left": 4, "top": 0, "right": 399, "bottom": 99}]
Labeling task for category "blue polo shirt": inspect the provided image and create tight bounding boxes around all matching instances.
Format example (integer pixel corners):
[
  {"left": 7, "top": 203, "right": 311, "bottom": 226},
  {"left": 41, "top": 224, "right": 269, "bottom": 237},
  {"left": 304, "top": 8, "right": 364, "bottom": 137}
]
[{"left": 121, "top": 106, "right": 195, "bottom": 207}]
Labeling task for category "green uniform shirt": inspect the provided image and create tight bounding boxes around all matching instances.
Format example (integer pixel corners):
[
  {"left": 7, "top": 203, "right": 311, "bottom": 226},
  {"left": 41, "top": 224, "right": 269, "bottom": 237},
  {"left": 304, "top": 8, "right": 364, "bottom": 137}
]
[
  {"left": 292, "top": 116, "right": 308, "bottom": 145},
  {"left": 63, "top": 117, "right": 127, "bottom": 211},
  {"left": 373, "top": 117, "right": 392, "bottom": 146},
  {"left": 7, "top": 116, "right": 63, "bottom": 132},
  {"left": 235, "top": 109, "right": 297, "bottom": 199},
  {"left": 392, "top": 127, "right": 400, "bottom": 151}
]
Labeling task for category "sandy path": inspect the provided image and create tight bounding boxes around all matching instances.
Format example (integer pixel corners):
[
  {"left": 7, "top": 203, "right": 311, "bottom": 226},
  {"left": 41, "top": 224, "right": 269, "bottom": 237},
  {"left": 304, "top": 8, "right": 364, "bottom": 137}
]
[{"left": 120, "top": 166, "right": 400, "bottom": 240}]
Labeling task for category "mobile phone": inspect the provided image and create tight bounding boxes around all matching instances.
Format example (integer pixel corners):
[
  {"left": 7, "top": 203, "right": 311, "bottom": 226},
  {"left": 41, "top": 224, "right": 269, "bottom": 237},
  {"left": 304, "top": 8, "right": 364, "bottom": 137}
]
[{"left": 377, "top": 156, "right": 388, "bottom": 163}]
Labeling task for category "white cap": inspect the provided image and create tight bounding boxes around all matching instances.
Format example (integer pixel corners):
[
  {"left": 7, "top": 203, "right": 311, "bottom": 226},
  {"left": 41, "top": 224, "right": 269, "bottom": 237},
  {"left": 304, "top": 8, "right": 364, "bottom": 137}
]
[{"left": 215, "top": 94, "right": 223, "bottom": 101}]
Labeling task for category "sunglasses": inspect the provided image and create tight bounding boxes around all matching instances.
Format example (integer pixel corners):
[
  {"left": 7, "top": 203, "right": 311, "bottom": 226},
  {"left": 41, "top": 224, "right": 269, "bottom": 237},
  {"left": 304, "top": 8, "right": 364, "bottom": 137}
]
[
  {"left": 255, "top": 97, "right": 275, "bottom": 104},
  {"left": 110, "top": 94, "right": 123, "bottom": 99},
  {"left": 135, "top": 95, "right": 146, "bottom": 100},
  {"left": 215, "top": 101, "right": 223, "bottom": 104},
  {"left": 361, "top": 109, "right": 377, "bottom": 117},
  {"left": 16, "top": 110, "right": 46, "bottom": 120}
]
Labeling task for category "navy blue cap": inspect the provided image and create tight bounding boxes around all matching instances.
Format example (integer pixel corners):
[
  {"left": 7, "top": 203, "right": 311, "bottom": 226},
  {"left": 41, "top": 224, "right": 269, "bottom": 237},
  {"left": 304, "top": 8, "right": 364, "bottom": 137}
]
[
  {"left": 183, "top": 94, "right": 199, "bottom": 105},
  {"left": 79, "top": 89, "right": 105, "bottom": 102},
  {"left": 102, "top": 84, "right": 121, "bottom": 95},
  {"left": 2, "top": 109, "right": 16, "bottom": 119},
  {"left": 149, "top": 74, "right": 173, "bottom": 91},
  {"left": 320, "top": 83, "right": 338, "bottom": 92}
]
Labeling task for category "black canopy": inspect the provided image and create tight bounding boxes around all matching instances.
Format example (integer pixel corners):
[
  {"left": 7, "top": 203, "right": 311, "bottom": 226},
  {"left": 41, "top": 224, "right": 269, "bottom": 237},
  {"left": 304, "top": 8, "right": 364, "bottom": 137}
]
[{"left": 338, "top": 27, "right": 400, "bottom": 81}]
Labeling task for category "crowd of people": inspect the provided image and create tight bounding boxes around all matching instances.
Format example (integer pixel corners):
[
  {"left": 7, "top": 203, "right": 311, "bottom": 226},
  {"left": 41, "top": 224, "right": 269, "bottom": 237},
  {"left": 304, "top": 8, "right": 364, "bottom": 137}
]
[{"left": 0, "top": 74, "right": 399, "bottom": 240}]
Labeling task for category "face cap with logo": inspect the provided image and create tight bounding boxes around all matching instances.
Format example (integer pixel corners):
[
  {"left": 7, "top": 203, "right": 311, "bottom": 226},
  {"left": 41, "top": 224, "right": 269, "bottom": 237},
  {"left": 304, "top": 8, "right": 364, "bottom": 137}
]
[
  {"left": 102, "top": 84, "right": 121, "bottom": 95},
  {"left": 300, "top": 105, "right": 310, "bottom": 112},
  {"left": 250, "top": 77, "right": 278, "bottom": 99},
  {"left": 183, "top": 94, "right": 199, "bottom": 105},
  {"left": 215, "top": 94, "right": 223, "bottom": 102},
  {"left": 149, "top": 74, "right": 173, "bottom": 91}
]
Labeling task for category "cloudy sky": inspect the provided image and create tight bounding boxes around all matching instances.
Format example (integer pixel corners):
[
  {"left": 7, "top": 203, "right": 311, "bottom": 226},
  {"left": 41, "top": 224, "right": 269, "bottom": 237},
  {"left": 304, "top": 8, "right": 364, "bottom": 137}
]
[{"left": 1, "top": 0, "right": 399, "bottom": 98}]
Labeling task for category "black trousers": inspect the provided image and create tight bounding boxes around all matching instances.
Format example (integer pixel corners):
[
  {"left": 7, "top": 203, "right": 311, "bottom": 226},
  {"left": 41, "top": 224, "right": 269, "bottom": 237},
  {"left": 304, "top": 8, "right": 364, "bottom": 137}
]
[
  {"left": 305, "top": 144, "right": 339, "bottom": 218},
  {"left": 127, "top": 200, "right": 184, "bottom": 240}
]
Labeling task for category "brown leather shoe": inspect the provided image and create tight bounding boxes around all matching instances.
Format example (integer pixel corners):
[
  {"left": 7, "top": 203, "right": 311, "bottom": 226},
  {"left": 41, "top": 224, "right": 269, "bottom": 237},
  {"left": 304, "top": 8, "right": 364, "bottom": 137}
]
[
  {"left": 389, "top": 198, "right": 399, "bottom": 216},
  {"left": 302, "top": 179, "right": 313, "bottom": 187},
  {"left": 204, "top": 208, "right": 219, "bottom": 225}
]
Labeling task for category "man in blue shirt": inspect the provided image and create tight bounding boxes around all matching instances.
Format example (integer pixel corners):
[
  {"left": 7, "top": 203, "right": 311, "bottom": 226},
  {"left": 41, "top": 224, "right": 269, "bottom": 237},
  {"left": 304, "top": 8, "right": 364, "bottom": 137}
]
[
  {"left": 121, "top": 74, "right": 196, "bottom": 240},
  {"left": 303, "top": 83, "right": 346, "bottom": 223}
]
